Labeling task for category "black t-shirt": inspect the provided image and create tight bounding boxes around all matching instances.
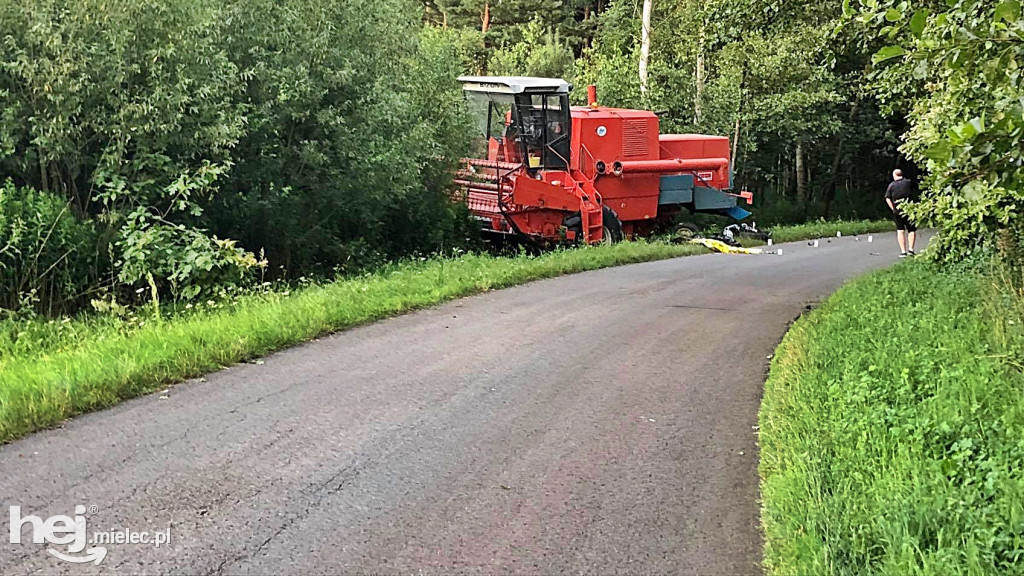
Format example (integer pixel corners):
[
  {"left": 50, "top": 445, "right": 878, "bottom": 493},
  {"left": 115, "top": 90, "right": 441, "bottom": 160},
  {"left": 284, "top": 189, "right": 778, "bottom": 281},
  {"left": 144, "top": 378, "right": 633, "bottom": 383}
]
[{"left": 885, "top": 179, "right": 915, "bottom": 202}]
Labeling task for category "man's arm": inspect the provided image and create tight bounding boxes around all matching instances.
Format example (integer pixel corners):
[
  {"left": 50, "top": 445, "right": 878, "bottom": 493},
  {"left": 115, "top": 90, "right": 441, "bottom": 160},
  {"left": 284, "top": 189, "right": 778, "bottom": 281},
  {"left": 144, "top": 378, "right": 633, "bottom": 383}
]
[{"left": 885, "top": 183, "right": 895, "bottom": 211}]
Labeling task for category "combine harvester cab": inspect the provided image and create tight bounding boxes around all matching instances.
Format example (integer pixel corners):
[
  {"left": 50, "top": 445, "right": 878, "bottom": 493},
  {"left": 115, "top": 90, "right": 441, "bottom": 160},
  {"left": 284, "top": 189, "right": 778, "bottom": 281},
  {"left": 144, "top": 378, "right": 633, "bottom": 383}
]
[{"left": 454, "top": 76, "right": 752, "bottom": 245}]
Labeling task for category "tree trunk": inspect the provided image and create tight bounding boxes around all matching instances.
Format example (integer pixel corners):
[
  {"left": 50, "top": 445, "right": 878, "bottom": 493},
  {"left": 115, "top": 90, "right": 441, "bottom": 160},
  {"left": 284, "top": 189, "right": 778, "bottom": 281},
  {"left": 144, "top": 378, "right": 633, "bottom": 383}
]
[
  {"left": 695, "top": 25, "right": 705, "bottom": 124},
  {"left": 639, "top": 0, "right": 653, "bottom": 95},
  {"left": 796, "top": 141, "right": 808, "bottom": 209},
  {"left": 824, "top": 99, "right": 860, "bottom": 219},
  {"left": 730, "top": 68, "right": 746, "bottom": 178},
  {"left": 731, "top": 117, "right": 741, "bottom": 176},
  {"left": 39, "top": 159, "right": 49, "bottom": 193},
  {"left": 584, "top": 6, "right": 593, "bottom": 49},
  {"left": 481, "top": 1, "right": 490, "bottom": 35}
]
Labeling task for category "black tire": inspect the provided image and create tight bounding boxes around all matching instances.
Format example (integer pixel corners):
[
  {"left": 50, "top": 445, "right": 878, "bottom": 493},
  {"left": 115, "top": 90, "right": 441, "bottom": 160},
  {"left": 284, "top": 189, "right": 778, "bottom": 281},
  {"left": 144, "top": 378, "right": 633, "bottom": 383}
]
[
  {"left": 671, "top": 222, "right": 700, "bottom": 243},
  {"left": 562, "top": 212, "right": 583, "bottom": 244},
  {"left": 601, "top": 206, "right": 624, "bottom": 244}
]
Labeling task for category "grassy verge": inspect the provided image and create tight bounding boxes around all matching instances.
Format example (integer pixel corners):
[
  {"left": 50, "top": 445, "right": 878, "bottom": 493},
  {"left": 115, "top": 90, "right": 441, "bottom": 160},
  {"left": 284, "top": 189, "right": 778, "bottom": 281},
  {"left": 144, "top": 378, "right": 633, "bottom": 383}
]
[
  {"left": 767, "top": 218, "right": 893, "bottom": 244},
  {"left": 759, "top": 259, "right": 1024, "bottom": 575},
  {"left": 0, "top": 218, "right": 893, "bottom": 443}
]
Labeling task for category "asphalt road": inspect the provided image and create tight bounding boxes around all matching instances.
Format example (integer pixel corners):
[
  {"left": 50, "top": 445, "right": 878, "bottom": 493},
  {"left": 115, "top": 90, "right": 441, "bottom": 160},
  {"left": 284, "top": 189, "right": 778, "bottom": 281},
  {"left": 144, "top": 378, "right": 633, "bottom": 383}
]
[{"left": 0, "top": 232, "right": 924, "bottom": 575}]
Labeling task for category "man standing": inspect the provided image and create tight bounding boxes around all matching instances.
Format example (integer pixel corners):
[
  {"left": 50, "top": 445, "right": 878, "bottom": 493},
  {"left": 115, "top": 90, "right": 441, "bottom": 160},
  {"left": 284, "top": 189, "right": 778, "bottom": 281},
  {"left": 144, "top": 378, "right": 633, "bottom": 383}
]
[{"left": 885, "top": 169, "right": 917, "bottom": 257}]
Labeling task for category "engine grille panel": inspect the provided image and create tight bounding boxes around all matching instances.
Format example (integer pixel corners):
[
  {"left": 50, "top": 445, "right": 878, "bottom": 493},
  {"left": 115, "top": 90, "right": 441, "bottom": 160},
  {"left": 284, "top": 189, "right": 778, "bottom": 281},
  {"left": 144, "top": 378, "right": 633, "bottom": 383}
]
[{"left": 622, "top": 120, "right": 649, "bottom": 157}]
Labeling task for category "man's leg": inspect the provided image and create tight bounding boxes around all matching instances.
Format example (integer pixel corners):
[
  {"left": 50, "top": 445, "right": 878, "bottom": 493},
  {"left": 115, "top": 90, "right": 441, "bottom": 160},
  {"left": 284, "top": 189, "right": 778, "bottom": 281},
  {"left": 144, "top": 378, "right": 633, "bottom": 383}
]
[
  {"left": 908, "top": 230, "right": 916, "bottom": 253},
  {"left": 897, "top": 229, "right": 907, "bottom": 253}
]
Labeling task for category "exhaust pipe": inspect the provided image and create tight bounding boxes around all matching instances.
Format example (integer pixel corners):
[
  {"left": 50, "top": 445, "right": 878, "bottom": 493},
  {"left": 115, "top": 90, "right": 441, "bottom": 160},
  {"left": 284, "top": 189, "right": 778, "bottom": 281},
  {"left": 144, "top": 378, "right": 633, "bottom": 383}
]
[
  {"left": 615, "top": 158, "right": 729, "bottom": 175},
  {"left": 587, "top": 85, "right": 599, "bottom": 109}
]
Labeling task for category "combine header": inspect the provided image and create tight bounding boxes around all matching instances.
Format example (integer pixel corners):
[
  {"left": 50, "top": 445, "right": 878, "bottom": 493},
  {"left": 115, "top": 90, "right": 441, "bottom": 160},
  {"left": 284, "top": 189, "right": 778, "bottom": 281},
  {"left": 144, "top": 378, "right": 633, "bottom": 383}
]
[{"left": 454, "top": 76, "right": 753, "bottom": 244}]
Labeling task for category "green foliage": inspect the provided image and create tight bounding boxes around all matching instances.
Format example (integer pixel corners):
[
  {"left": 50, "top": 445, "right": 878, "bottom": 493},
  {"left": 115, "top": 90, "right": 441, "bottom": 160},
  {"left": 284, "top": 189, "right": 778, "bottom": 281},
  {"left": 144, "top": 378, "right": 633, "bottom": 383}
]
[
  {"left": 573, "top": 1, "right": 643, "bottom": 106},
  {"left": 0, "top": 0, "right": 478, "bottom": 313},
  {"left": 851, "top": 0, "right": 1024, "bottom": 261},
  {"left": 489, "top": 16, "right": 576, "bottom": 78},
  {"left": 0, "top": 0, "right": 244, "bottom": 212},
  {"left": 760, "top": 260, "right": 1024, "bottom": 574},
  {"left": 0, "top": 0, "right": 257, "bottom": 304},
  {"left": 424, "top": 0, "right": 600, "bottom": 53},
  {"left": 116, "top": 210, "right": 264, "bottom": 301},
  {"left": 202, "top": 0, "right": 476, "bottom": 275},
  {"left": 767, "top": 218, "right": 893, "bottom": 243},
  {"left": 574, "top": 0, "right": 902, "bottom": 220},
  {"left": 0, "top": 180, "right": 106, "bottom": 315}
]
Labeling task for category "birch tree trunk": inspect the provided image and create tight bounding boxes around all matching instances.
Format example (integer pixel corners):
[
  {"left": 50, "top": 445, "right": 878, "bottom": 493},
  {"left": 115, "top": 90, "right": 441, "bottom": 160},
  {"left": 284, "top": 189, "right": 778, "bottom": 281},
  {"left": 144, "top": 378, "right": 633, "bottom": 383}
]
[
  {"left": 639, "top": 0, "right": 653, "bottom": 95},
  {"left": 695, "top": 25, "right": 705, "bottom": 124}
]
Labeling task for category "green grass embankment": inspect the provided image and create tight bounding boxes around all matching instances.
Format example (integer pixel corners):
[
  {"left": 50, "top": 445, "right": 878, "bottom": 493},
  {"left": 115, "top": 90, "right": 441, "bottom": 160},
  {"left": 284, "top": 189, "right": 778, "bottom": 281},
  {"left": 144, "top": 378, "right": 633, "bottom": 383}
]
[{"left": 759, "top": 259, "right": 1024, "bottom": 575}]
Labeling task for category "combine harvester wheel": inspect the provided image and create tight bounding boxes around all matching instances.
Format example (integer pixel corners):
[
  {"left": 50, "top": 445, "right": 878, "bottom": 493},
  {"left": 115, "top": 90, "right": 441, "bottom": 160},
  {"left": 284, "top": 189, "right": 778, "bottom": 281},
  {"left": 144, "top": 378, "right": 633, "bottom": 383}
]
[{"left": 601, "top": 207, "right": 624, "bottom": 244}]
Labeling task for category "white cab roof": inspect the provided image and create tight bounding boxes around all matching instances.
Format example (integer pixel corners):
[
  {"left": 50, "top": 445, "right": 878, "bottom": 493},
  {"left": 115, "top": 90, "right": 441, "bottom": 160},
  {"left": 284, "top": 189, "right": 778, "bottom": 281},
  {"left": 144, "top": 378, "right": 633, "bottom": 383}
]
[{"left": 459, "top": 76, "right": 573, "bottom": 95}]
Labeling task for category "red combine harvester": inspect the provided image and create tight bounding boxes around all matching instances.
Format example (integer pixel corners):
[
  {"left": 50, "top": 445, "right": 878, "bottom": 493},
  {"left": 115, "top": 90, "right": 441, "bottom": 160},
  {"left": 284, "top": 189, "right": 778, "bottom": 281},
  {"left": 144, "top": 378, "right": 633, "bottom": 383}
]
[{"left": 454, "top": 76, "right": 753, "bottom": 244}]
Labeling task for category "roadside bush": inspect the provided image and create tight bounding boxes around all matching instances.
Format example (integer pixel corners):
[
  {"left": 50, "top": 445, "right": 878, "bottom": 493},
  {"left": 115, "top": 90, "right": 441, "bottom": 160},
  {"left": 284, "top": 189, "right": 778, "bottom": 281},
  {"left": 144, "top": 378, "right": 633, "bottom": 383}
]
[
  {"left": 853, "top": 0, "right": 1024, "bottom": 261},
  {"left": 0, "top": 0, "right": 244, "bottom": 215},
  {"left": 199, "top": 0, "right": 476, "bottom": 276},
  {"left": 0, "top": 0, "right": 476, "bottom": 314},
  {"left": 116, "top": 211, "right": 264, "bottom": 303},
  {"left": 0, "top": 181, "right": 107, "bottom": 315}
]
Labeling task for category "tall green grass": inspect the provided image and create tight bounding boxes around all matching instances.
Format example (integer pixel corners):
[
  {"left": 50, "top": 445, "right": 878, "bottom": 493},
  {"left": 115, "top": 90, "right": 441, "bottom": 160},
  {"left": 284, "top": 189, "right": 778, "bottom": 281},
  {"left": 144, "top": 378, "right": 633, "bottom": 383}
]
[
  {"left": 769, "top": 219, "right": 893, "bottom": 244},
  {"left": 759, "top": 259, "right": 1024, "bottom": 575}
]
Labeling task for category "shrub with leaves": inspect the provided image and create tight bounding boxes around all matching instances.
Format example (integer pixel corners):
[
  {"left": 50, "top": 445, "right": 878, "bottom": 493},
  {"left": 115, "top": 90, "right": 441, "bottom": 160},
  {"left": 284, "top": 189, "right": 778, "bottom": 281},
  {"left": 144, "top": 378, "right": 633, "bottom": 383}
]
[
  {"left": 116, "top": 210, "right": 264, "bottom": 302},
  {"left": 850, "top": 0, "right": 1024, "bottom": 260},
  {"left": 200, "top": 0, "right": 476, "bottom": 275},
  {"left": 0, "top": 181, "right": 105, "bottom": 315},
  {"left": 0, "top": 0, "right": 475, "bottom": 314},
  {"left": 0, "top": 0, "right": 244, "bottom": 214}
]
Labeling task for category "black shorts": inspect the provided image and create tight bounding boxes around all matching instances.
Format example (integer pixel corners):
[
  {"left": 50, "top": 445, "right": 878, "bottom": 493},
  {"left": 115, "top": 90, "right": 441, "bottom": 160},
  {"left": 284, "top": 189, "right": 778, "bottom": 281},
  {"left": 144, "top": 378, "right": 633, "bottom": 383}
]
[{"left": 893, "top": 208, "right": 917, "bottom": 232}]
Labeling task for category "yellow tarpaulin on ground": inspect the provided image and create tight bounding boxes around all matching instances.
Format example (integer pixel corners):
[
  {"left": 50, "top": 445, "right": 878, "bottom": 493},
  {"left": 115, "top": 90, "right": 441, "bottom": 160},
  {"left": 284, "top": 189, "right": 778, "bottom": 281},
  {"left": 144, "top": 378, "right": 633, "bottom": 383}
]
[{"left": 689, "top": 238, "right": 764, "bottom": 255}]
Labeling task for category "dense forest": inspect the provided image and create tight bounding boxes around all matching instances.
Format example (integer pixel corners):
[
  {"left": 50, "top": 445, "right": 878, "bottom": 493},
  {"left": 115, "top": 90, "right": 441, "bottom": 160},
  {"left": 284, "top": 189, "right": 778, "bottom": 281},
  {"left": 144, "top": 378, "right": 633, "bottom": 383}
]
[{"left": 0, "top": 0, "right": 1020, "bottom": 315}]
